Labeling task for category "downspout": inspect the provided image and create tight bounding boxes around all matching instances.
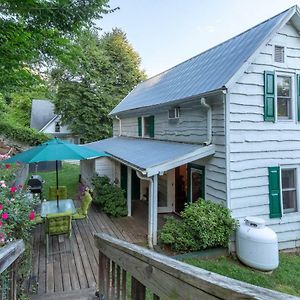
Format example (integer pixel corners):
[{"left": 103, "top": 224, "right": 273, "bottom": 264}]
[
  {"left": 136, "top": 171, "right": 154, "bottom": 249},
  {"left": 200, "top": 98, "right": 212, "bottom": 145},
  {"left": 115, "top": 115, "right": 122, "bottom": 136}
]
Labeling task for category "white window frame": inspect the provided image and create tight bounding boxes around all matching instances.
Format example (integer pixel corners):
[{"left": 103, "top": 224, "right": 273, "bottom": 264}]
[
  {"left": 141, "top": 116, "right": 151, "bottom": 138},
  {"left": 280, "top": 166, "right": 300, "bottom": 215},
  {"left": 275, "top": 72, "right": 295, "bottom": 122}
]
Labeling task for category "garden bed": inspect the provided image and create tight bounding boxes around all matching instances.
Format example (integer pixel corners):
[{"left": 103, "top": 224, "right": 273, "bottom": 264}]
[{"left": 182, "top": 252, "right": 300, "bottom": 297}]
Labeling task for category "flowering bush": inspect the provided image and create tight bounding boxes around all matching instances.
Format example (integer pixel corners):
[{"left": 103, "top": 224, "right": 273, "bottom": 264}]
[{"left": 0, "top": 157, "right": 38, "bottom": 247}]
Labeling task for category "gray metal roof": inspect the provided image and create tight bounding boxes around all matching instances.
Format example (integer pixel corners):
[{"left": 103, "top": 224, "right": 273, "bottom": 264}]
[
  {"left": 30, "top": 99, "right": 57, "bottom": 131},
  {"left": 110, "top": 6, "right": 295, "bottom": 116},
  {"left": 84, "top": 137, "right": 215, "bottom": 175}
]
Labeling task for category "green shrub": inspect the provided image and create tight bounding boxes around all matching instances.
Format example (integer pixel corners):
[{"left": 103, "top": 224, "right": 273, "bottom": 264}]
[
  {"left": 0, "top": 118, "right": 50, "bottom": 146},
  {"left": 159, "top": 199, "right": 237, "bottom": 252},
  {"left": 92, "top": 175, "right": 127, "bottom": 217}
]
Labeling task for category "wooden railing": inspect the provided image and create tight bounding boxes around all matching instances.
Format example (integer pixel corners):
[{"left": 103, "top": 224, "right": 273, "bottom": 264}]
[
  {"left": 0, "top": 240, "right": 25, "bottom": 300},
  {"left": 94, "top": 233, "right": 299, "bottom": 300}
]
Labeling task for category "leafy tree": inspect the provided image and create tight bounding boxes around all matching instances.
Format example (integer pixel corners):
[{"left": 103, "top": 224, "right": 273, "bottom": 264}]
[
  {"left": 0, "top": 0, "right": 112, "bottom": 93},
  {"left": 54, "top": 29, "right": 146, "bottom": 142}
]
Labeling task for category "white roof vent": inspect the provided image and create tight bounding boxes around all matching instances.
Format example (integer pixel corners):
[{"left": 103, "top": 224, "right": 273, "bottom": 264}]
[{"left": 274, "top": 45, "right": 284, "bottom": 63}]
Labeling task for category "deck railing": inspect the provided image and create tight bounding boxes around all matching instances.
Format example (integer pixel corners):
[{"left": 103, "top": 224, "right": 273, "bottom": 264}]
[
  {"left": 0, "top": 240, "right": 25, "bottom": 300},
  {"left": 94, "top": 233, "right": 298, "bottom": 300}
]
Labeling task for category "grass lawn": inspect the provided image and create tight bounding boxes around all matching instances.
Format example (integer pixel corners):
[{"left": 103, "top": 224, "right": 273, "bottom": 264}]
[
  {"left": 29, "top": 162, "right": 80, "bottom": 200},
  {"left": 183, "top": 253, "right": 300, "bottom": 297}
]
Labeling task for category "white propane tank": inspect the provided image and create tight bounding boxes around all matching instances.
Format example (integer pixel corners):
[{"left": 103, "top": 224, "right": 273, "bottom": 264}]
[{"left": 236, "top": 216, "right": 279, "bottom": 271}]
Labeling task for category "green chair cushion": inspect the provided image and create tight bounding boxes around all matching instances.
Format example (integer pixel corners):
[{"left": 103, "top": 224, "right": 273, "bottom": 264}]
[
  {"left": 72, "top": 191, "right": 92, "bottom": 220},
  {"left": 72, "top": 213, "right": 86, "bottom": 220},
  {"left": 45, "top": 211, "right": 72, "bottom": 236},
  {"left": 48, "top": 186, "right": 68, "bottom": 200}
]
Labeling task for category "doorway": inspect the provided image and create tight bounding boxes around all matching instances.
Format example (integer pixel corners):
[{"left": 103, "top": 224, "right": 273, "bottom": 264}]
[
  {"left": 175, "top": 164, "right": 205, "bottom": 213},
  {"left": 188, "top": 164, "right": 205, "bottom": 202},
  {"left": 175, "top": 165, "right": 188, "bottom": 213}
]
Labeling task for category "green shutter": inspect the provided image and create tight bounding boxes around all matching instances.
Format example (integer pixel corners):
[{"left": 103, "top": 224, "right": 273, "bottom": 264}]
[
  {"left": 264, "top": 71, "right": 275, "bottom": 122},
  {"left": 268, "top": 167, "right": 282, "bottom": 218},
  {"left": 149, "top": 115, "right": 155, "bottom": 138},
  {"left": 297, "top": 74, "right": 300, "bottom": 122},
  {"left": 138, "top": 117, "right": 142, "bottom": 137}
]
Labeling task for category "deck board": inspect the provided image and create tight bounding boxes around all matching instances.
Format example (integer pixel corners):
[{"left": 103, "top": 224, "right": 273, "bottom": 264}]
[{"left": 27, "top": 201, "right": 150, "bottom": 298}]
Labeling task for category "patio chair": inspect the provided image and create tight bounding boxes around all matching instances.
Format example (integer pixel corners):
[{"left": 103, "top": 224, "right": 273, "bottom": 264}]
[
  {"left": 45, "top": 211, "right": 72, "bottom": 260},
  {"left": 48, "top": 186, "right": 68, "bottom": 200},
  {"left": 72, "top": 191, "right": 93, "bottom": 221}
]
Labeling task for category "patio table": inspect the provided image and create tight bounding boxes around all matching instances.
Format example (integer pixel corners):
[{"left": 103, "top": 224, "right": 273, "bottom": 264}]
[{"left": 41, "top": 199, "right": 76, "bottom": 217}]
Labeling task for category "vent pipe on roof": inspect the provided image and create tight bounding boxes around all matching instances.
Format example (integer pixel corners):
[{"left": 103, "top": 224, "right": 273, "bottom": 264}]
[
  {"left": 115, "top": 116, "right": 122, "bottom": 136},
  {"left": 200, "top": 98, "right": 212, "bottom": 145}
]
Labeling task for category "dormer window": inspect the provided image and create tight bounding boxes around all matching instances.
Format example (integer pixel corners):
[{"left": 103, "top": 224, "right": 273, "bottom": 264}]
[
  {"left": 55, "top": 122, "right": 61, "bottom": 133},
  {"left": 274, "top": 45, "right": 285, "bottom": 63}
]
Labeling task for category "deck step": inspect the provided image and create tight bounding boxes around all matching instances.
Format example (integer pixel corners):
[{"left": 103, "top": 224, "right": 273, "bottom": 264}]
[{"left": 29, "top": 288, "right": 98, "bottom": 300}]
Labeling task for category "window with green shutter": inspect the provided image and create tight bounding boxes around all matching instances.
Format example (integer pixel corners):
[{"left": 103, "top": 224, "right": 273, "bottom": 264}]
[
  {"left": 268, "top": 166, "right": 282, "bottom": 218},
  {"left": 141, "top": 116, "right": 155, "bottom": 138},
  {"left": 264, "top": 71, "right": 275, "bottom": 122},
  {"left": 138, "top": 117, "right": 142, "bottom": 137}
]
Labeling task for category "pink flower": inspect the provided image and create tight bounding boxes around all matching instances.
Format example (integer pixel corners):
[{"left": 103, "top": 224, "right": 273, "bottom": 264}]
[
  {"left": 0, "top": 204, "right": 2, "bottom": 211},
  {"left": 2, "top": 212, "right": 8, "bottom": 220},
  {"left": 0, "top": 220, "right": 2, "bottom": 227},
  {"left": 29, "top": 211, "right": 35, "bottom": 221},
  {"left": 0, "top": 180, "right": 4, "bottom": 184},
  {"left": 10, "top": 186, "right": 17, "bottom": 193},
  {"left": 1, "top": 183, "right": 6, "bottom": 188},
  {"left": 5, "top": 164, "right": 10, "bottom": 169}
]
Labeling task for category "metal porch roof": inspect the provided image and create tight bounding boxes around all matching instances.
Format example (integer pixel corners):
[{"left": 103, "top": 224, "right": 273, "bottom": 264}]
[
  {"left": 84, "top": 137, "right": 215, "bottom": 176},
  {"left": 110, "top": 6, "right": 295, "bottom": 116}
]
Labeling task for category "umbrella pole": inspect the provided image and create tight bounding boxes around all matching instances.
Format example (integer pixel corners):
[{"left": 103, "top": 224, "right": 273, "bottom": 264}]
[{"left": 56, "top": 160, "right": 59, "bottom": 208}]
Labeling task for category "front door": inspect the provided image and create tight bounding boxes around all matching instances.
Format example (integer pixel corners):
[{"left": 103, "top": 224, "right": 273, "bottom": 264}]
[{"left": 188, "top": 164, "right": 205, "bottom": 202}]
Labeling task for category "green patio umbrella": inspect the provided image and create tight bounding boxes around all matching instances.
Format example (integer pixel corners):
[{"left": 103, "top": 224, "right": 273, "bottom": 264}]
[{"left": 2, "top": 138, "right": 109, "bottom": 207}]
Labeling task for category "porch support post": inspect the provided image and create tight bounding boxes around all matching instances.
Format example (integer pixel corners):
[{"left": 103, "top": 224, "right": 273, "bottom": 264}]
[
  {"left": 148, "top": 178, "right": 153, "bottom": 248},
  {"left": 152, "top": 174, "right": 158, "bottom": 246},
  {"left": 127, "top": 166, "right": 132, "bottom": 217}
]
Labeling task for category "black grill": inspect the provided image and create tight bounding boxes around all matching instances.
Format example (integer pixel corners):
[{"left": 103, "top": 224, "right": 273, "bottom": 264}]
[{"left": 28, "top": 175, "right": 44, "bottom": 199}]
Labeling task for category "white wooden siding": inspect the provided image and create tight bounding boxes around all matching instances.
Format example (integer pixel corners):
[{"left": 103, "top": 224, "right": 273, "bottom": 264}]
[
  {"left": 193, "top": 101, "right": 227, "bottom": 204},
  {"left": 229, "top": 22, "right": 300, "bottom": 250},
  {"left": 113, "top": 101, "right": 208, "bottom": 144},
  {"left": 80, "top": 159, "right": 95, "bottom": 187}
]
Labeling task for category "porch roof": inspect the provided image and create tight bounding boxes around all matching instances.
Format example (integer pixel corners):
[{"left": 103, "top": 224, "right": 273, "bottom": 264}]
[{"left": 85, "top": 137, "right": 215, "bottom": 177}]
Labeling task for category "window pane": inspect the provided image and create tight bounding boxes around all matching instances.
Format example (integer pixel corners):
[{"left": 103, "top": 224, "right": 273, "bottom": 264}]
[
  {"left": 282, "top": 169, "right": 295, "bottom": 189},
  {"left": 277, "top": 76, "right": 291, "bottom": 97},
  {"left": 277, "top": 98, "right": 291, "bottom": 118},
  {"left": 144, "top": 117, "right": 151, "bottom": 136},
  {"left": 283, "top": 190, "right": 297, "bottom": 212}
]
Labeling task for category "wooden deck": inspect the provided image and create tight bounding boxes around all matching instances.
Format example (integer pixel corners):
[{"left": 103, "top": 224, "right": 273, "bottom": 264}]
[{"left": 26, "top": 200, "right": 156, "bottom": 299}]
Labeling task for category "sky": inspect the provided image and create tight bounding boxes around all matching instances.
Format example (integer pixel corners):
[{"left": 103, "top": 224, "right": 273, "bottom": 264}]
[{"left": 97, "top": 0, "right": 300, "bottom": 77}]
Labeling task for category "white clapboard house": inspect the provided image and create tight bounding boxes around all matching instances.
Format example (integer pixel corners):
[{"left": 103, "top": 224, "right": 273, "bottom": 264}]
[{"left": 81, "top": 6, "right": 300, "bottom": 250}]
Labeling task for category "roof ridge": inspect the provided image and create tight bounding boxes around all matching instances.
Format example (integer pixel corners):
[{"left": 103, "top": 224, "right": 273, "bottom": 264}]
[{"left": 140, "top": 5, "right": 294, "bottom": 84}]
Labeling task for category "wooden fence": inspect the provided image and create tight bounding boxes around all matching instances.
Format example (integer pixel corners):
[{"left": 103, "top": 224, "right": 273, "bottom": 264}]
[
  {"left": 94, "top": 233, "right": 299, "bottom": 300},
  {"left": 0, "top": 240, "right": 25, "bottom": 300}
]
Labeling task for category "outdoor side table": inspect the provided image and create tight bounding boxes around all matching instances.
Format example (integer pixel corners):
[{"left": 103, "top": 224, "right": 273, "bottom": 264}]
[{"left": 41, "top": 199, "right": 76, "bottom": 217}]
